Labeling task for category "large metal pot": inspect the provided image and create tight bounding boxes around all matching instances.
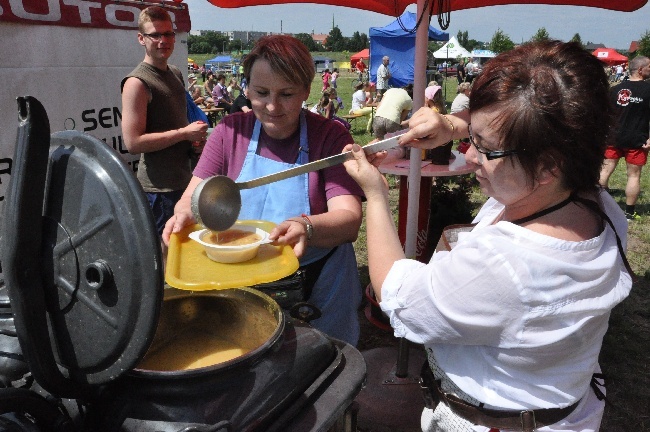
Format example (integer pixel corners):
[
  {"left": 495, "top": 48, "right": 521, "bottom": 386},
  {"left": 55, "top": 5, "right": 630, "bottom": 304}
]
[
  {"left": 137, "top": 287, "right": 284, "bottom": 373},
  {"left": 84, "top": 287, "right": 336, "bottom": 432}
]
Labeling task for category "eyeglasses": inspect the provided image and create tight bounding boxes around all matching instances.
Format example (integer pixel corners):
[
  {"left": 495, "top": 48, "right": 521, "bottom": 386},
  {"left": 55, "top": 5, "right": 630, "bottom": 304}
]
[
  {"left": 467, "top": 123, "right": 522, "bottom": 162},
  {"left": 142, "top": 32, "right": 176, "bottom": 42}
]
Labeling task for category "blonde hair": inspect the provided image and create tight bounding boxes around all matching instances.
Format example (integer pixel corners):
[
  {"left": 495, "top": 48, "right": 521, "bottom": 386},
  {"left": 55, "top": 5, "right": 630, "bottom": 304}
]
[
  {"left": 138, "top": 6, "right": 171, "bottom": 33},
  {"left": 457, "top": 82, "right": 471, "bottom": 93}
]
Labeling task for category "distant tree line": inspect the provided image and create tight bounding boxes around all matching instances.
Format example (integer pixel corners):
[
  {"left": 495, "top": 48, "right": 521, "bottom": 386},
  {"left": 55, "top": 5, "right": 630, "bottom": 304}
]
[
  {"left": 427, "top": 28, "right": 650, "bottom": 59},
  {"left": 188, "top": 26, "right": 368, "bottom": 55},
  {"left": 295, "top": 26, "right": 369, "bottom": 52},
  {"left": 190, "top": 26, "right": 650, "bottom": 59},
  {"left": 188, "top": 31, "right": 252, "bottom": 55}
]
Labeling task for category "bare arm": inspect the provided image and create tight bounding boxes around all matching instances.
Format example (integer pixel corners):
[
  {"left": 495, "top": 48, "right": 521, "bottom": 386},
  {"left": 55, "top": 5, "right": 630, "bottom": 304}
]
[
  {"left": 269, "top": 194, "right": 362, "bottom": 258},
  {"left": 121, "top": 77, "right": 208, "bottom": 154},
  {"left": 342, "top": 144, "right": 403, "bottom": 301},
  {"left": 398, "top": 108, "right": 470, "bottom": 150}
]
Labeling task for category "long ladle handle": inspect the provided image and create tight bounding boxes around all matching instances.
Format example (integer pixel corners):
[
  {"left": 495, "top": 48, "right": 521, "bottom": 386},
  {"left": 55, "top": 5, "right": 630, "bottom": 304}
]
[{"left": 236, "top": 130, "right": 406, "bottom": 190}]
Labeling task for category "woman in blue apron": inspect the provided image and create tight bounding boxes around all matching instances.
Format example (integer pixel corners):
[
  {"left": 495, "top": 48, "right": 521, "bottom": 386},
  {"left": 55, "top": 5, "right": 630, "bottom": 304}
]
[{"left": 163, "top": 35, "right": 364, "bottom": 346}]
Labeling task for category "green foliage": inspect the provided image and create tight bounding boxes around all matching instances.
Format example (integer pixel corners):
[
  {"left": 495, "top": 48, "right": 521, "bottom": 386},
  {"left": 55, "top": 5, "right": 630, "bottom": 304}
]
[
  {"left": 530, "top": 27, "right": 550, "bottom": 42},
  {"left": 429, "top": 41, "right": 445, "bottom": 52},
  {"left": 349, "top": 31, "right": 369, "bottom": 52},
  {"left": 466, "top": 39, "right": 483, "bottom": 51},
  {"left": 453, "top": 30, "right": 482, "bottom": 51},
  {"left": 489, "top": 29, "right": 515, "bottom": 54},
  {"left": 457, "top": 30, "right": 469, "bottom": 48},
  {"left": 226, "top": 39, "right": 248, "bottom": 53},
  {"left": 637, "top": 30, "right": 650, "bottom": 57},
  {"left": 325, "top": 26, "right": 346, "bottom": 51},
  {"left": 294, "top": 33, "right": 319, "bottom": 52},
  {"left": 188, "top": 31, "right": 229, "bottom": 55},
  {"left": 189, "top": 39, "right": 212, "bottom": 55},
  {"left": 570, "top": 33, "right": 583, "bottom": 47}
]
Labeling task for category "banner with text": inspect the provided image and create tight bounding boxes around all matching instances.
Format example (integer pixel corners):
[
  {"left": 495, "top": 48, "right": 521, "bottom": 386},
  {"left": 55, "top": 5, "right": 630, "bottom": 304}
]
[{"left": 0, "top": 0, "right": 191, "bottom": 277}]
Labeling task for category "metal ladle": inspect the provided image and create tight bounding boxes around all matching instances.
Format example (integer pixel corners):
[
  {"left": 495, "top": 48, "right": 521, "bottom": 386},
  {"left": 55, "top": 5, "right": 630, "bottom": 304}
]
[{"left": 191, "top": 131, "right": 406, "bottom": 232}]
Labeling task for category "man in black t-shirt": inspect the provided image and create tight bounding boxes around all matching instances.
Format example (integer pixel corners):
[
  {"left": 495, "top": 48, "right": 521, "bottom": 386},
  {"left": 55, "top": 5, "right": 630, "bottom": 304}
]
[
  {"left": 230, "top": 86, "right": 252, "bottom": 114},
  {"left": 456, "top": 60, "right": 466, "bottom": 84},
  {"left": 599, "top": 56, "right": 650, "bottom": 221}
]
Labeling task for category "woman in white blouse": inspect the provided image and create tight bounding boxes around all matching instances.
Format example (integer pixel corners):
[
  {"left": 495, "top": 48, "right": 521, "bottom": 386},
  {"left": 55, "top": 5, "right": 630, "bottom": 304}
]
[{"left": 344, "top": 40, "right": 632, "bottom": 432}]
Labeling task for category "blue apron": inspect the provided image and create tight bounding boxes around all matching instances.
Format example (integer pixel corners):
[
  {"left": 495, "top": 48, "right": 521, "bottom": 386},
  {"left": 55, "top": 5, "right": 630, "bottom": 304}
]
[{"left": 235, "top": 113, "right": 361, "bottom": 345}]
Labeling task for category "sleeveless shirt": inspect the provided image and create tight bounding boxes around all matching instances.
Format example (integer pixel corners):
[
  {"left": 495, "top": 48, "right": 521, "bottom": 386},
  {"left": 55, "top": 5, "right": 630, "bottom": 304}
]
[{"left": 122, "top": 62, "right": 192, "bottom": 192}]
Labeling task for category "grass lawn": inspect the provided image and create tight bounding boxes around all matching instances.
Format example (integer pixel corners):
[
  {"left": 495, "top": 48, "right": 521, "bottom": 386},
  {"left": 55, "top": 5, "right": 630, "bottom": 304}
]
[{"left": 597, "top": 158, "right": 650, "bottom": 431}]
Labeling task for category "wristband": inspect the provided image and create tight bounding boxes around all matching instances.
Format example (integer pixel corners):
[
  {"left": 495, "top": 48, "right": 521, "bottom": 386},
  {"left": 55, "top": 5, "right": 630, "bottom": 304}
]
[
  {"left": 441, "top": 115, "right": 455, "bottom": 143},
  {"left": 300, "top": 214, "right": 313, "bottom": 241}
]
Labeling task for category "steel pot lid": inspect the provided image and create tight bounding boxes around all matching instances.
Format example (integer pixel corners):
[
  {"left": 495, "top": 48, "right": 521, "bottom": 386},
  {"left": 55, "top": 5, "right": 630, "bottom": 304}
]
[{"left": 2, "top": 98, "right": 163, "bottom": 396}]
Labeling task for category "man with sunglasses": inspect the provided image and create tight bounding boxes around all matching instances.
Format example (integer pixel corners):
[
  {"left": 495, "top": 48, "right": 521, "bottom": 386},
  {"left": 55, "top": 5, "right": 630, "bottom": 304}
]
[{"left": 121, "top": 6, "right": 208, "bottom": 236}]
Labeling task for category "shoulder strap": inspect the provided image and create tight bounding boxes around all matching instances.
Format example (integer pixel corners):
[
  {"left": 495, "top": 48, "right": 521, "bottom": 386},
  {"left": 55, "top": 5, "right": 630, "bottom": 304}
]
[{"left": 572, "top": 195, "right": 637, "bottom": 281}]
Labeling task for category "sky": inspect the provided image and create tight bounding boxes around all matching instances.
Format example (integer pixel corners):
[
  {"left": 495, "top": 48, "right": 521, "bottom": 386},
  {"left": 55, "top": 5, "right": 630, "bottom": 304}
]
[{"left": 183, "top": 0, "right": 650, "bottom": 51}]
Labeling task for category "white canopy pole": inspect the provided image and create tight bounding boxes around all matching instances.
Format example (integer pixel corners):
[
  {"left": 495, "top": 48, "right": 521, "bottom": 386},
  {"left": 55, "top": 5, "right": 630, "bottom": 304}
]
[{"left": 404, "top": 0, "right": 428, "bottom": 259}]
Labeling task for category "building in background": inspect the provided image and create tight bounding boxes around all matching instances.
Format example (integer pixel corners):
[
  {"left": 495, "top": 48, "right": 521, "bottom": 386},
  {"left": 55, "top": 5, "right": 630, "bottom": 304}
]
[{"left": 311, "top": 32, "right": 328, "bottom": 46}]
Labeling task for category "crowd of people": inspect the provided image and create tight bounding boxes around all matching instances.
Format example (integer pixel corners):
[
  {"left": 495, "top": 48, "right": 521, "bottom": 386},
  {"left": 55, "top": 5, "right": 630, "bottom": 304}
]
[
  {"left": 608, "top": 63, "right": 628, "bottom": 82},
  {"left": 122, "top": 8, "right": 641, "bottom": 430},
  {"left": 185, "top": 70, "right": 251, "bottom": 115}
]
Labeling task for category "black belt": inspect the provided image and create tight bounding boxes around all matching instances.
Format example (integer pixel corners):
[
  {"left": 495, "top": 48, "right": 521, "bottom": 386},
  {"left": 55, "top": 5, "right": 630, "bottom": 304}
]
[{"left": 420, "top": 362, "right": 579, "bottom": 432}]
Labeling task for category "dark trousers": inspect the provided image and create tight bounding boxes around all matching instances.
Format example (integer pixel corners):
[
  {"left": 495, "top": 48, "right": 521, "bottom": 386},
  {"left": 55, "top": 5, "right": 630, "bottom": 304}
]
[{"left": 146, "top": 190, "right": 184, "bottom": 235}]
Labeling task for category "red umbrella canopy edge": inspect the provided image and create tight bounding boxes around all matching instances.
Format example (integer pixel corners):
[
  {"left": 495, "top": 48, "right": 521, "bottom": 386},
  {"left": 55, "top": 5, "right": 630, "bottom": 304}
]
[
  {"left": 592, "top": 48, "right": 628, "bottom": 65},
  {"left": 207, "top": 0, "right": 647, "bottom": 15}
]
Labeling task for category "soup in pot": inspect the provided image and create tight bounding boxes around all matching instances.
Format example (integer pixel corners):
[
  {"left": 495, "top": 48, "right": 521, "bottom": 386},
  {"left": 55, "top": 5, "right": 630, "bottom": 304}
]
[
  {"left": 136, "top": 292, "right": 281, "bottom": 372},
  {"left": 137, "top": 328, "right": 248, "bottom": 371}
]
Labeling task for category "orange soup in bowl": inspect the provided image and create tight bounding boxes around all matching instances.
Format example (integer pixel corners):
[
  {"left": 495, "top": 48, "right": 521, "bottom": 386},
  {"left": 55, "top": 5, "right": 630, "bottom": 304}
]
[{"left": 202, "top": 229, "right": 262, "bottom": 246}]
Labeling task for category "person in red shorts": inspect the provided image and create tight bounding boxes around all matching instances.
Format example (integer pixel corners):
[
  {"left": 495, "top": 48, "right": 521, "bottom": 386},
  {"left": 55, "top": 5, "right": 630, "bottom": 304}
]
[
  {"left": 599, "top": 55, "right": 650, "bottom": 221},
  {"left": 355, "top": 59, "right": 366, "bottom": 80}
]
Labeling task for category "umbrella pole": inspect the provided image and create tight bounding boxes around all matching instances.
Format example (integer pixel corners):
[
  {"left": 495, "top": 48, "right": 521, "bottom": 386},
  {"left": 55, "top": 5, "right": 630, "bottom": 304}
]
[
  {"left": 396, "top": 0, "right": 429, "bottom": 376},
  {"left": 445, "top": 45, "right": 449, "bottom": 100},
  {"left": 405, "top": 0, "right": 428, "bottom": 260}
]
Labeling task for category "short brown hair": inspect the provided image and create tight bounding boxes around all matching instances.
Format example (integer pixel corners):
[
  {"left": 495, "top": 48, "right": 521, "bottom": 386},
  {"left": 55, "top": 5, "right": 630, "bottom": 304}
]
[
  {"left": 470, "top": 40, "right": 613, "bottom": 193},
  {"left": 244, "top": 35, "right": 315, "bottom": 91},
  {"left": 138, "top": 6, "right": 171, "bottom": 33}
]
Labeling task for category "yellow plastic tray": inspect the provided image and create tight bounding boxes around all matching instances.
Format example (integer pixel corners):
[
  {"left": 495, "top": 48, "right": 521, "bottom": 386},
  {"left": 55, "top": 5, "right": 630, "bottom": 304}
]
[{"left": 165, "top": 220, "right": 299, "bottom": 291}]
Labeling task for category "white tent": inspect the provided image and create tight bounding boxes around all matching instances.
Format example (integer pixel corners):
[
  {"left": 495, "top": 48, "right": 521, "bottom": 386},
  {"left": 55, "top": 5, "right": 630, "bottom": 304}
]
[{"left": 433, "top": 36, "right": 471, "bottom": 59}]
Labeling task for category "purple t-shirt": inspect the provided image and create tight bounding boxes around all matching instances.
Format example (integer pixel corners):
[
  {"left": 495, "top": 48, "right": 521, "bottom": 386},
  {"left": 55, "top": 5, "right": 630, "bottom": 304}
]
[
  {"left": 194, "top": 110, "right": 364, "bottom": 215},
  {"left": 212, "top": 83, "right": 228, "bottom": 102}
]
